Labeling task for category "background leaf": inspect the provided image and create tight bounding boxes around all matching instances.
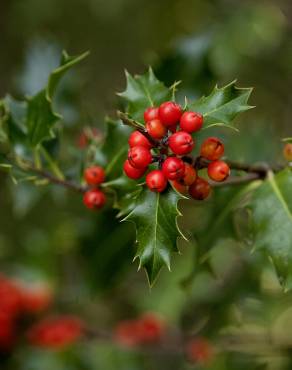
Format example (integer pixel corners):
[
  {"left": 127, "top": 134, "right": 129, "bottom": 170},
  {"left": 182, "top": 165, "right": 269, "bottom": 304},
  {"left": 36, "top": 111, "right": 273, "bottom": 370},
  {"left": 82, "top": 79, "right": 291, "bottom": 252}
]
[
  {"left": 249, "top": 169, "right": 292, "bottom": 290},
  {"left": 25, "top": 51, "right": 88, "bottom": 147}
]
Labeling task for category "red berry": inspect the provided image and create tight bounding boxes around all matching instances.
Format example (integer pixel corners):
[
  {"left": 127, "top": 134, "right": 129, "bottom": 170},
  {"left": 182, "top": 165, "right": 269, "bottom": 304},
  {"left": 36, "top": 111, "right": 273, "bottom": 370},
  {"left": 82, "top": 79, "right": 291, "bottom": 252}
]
[
  {"left": 162, "top": 157, "right": 185, "bottom": 180},
  {"left": 84, "top": 166, "right": 105, "bottom": 186},
  {"left": 128, "top": 146, "right": 152, "bottom": 169},
  {"left": 27, "top": 316, "right": 83, "bottom": 349},
  {"left": 128, "top": 131, "right": 152, "bottom": 149},
  {"left": 83, "top": 189, "right": 106, "bottom": 210},
  {"left": 171, "top": 180, "right": 188, "bottom": 195},
  {"left": 189, "top": 177, "right": 211, "bottom": 200},
  {"left": 144, "top": 107, "right": 159, "bottom": 123},
  {"left": 146, "top": 119, "right": 167, "bottom": 139},
  {"left": 123, "top": 160, "right": 146, "bottom": 179},
  {"left": 146, "top": 170, "right": 167, "bottom": 192},
  {"left": 283, "top": 143, "right": 292, "bottom": 161},
  {"left": 136, "top": 313, "right": 165, "bottom": 343},
  {"left": 169, "top": 131, "right": 194, "bottom": 155},
  {"left": 186, "top": 337, "right": 213, "bottom": 364},
  {"left": 180, "top": 111, "right": 203, "bottom": 133},
  {"left": 159, "top": 101, "right": 182, "bottom": 127},
  {"left": 200, "top": 137, "right": 224, "bottom": 161},
  {"left": 208, "top": 160, "right": 230, "bottom": 182},
  {"left": 180, "top": 163, "right": 197, "bottom": 186}
]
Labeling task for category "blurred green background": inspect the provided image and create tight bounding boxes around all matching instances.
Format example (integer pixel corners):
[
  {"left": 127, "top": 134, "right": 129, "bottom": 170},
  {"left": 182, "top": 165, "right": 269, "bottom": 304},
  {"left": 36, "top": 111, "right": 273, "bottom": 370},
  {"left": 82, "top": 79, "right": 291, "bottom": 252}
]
[{"left": 0, "top": 0, "right": 292, "bottom": 369}]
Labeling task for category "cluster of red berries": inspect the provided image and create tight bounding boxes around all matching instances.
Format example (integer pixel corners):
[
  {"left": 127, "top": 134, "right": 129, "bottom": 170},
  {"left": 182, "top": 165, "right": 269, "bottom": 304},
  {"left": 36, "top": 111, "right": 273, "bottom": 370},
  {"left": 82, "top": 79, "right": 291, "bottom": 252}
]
[
  {"left": 0, "top": 274, "right": 83, "bottom": 351},
  {"left": 27, "top": 316, "right": 83, "bottom": 349},
  {"left": 0, "top": 275, "right": 53, "bottom": 351},
  {"left": 83, "top": 166, "right": 107, "bottom": 210},
  {"left": 114, "top": 313, "right": 165, "bottom": 347},
  {"left": 123, "top": 101, "right": 230, "bottom": 199}
]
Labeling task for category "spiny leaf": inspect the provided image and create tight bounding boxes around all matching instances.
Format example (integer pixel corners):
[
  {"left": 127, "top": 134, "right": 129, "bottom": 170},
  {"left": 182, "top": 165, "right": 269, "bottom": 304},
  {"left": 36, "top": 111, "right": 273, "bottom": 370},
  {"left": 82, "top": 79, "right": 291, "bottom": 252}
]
[
  {"left": 249, "top": 169, "right": 292, "bottom": 291},
  {"left": 122, "top": 188, "right": 186, "bottom": 285},
  {"left": 26, "top": 51, "right": 89, "bottom": 147},
  {"left": 118, "top": 68, "right": 172, "bottom": 122},
  {"left": 188, "top": 81, "right": 253, "bottom": 130}
]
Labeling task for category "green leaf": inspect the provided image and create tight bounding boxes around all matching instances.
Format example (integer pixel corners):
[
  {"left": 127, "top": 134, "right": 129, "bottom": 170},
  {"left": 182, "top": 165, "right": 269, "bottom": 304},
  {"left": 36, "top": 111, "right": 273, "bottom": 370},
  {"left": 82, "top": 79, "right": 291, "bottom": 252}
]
[
  {"left": 123, "top": 188, "right": 186, "bottom": 285},
  {"left": 46, "top": 50, "right": 89, "bottom": 100},
  {"left": 249, "top": 169, "right": 292, "bottom": 290},
  {"left": 189, "top": 81, "right": 253, "bottom": 129},
  {"left": 118, "top": 68, "right": 172, "bottom": 122},
  {"left": 26, "top": 51, "right": 89, "bottom": 147}
]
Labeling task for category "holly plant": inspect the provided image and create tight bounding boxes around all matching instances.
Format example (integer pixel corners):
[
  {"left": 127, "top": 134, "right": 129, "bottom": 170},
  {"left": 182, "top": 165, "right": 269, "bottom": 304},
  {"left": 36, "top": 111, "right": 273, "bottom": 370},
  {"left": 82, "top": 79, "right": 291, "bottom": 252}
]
[{"left": 0, "top": 51, "right": 291, "bottom": 290}]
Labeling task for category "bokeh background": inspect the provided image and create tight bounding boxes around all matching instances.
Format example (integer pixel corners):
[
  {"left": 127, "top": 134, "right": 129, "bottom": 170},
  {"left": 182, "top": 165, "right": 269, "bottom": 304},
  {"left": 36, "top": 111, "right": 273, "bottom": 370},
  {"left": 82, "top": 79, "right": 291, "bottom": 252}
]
[{"left": 0, "top": 0, "right": 292, "bottom": 369}]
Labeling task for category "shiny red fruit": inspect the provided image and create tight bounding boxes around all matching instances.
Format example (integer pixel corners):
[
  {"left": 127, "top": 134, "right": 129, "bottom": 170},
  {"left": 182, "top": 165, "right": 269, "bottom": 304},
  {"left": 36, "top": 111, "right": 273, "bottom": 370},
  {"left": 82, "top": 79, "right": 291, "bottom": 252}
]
[
  {"left": 83, "top": 189, "right": 106, "bottom": 210},
  {"left": 200, "top": 137, "right": 224, "bottom": 161},
  {"left": 128, "top": 131, "right": 152, "bottom": 149},
  {"left": 189, "top": 177, "right": 211, "bottom": 200},
  {"left": 128, "top": 146, "right": 152, "bottom": 169},
  {"left": 146, "top": 170, "right": 167, "bottom": 192},
  {"left": 168, "top": 131, "right": 194, "bottom": 155},
  {"left": 123, "top": 160, "right": 146, "bottom": 179},
  {"left": 84, "top": 166, "right": 105, "bottom": 186},
  {"left": 283, "top": 143, "right": 292, "bottom": 161},
  {"left": 162, "top": 157, "right": 185, "bottom": 180},
  {"left": 180, "top": 163, "right": 197, "bottom": 186},
  {"left": 144, "top": 107, "right": 159, "bottom": 123},
  {"left": 180, "top": 111, "right": 203, "bottom": 133},
  {"left": 159, "top": 101, "right": 182, "bottom": 127},
  {"left": 27, "top": 316, "right": 83, "bottom": 349},
  {"left": 208, "top": 160, "right": 230, "bottom": 182},
  {"left": 146, "top": 119, "right": 167, "bottom": 139}
]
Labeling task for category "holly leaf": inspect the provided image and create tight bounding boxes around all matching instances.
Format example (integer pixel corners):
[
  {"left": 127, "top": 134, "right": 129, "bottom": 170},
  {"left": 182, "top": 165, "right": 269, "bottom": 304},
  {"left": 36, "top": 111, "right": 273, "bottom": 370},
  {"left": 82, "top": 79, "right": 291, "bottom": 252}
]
[
  {"left": 188, "top": 81, "right": 253, "bottom": 130},
  {"left": 122, "top": 188, "right": 186, "bottom": 285},
  {"left": 26, "top": 51, "right": 89, "bottom": 147},
  {"left": 249, "top": 169, "right": 292, "bottom": 290},
  {"left": 118, "top": 68, "right": 172, "bottom": 122}
]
